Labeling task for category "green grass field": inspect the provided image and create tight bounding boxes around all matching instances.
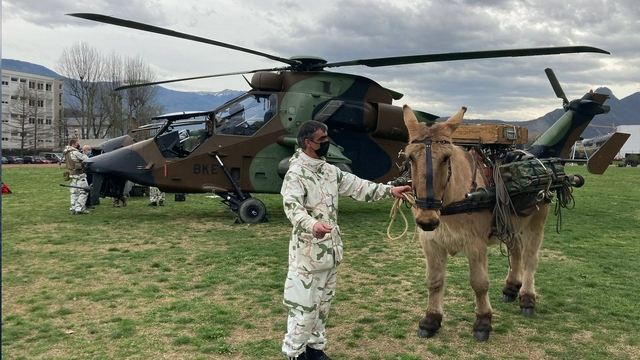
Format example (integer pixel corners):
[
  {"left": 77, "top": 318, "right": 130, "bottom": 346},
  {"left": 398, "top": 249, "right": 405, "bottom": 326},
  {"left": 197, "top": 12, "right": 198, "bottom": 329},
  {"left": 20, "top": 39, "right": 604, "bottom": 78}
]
[{"left": 2, "top": 165, "right": 639, "bottom": 360}]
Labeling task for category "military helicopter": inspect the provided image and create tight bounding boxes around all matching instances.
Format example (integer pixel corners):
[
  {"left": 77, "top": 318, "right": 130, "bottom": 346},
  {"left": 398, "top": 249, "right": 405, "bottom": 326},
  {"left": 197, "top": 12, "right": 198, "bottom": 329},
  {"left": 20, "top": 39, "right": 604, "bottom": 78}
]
[{"left": 69, "top": 13, "right": 625, "bottom": 223}]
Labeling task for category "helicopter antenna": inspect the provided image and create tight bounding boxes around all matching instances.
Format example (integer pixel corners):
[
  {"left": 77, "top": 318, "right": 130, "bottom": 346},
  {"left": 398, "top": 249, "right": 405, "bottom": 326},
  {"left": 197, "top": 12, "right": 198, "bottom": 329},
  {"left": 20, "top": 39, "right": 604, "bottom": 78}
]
[{"left": 545, "top": 68, "right": 569, "bottom": 107}]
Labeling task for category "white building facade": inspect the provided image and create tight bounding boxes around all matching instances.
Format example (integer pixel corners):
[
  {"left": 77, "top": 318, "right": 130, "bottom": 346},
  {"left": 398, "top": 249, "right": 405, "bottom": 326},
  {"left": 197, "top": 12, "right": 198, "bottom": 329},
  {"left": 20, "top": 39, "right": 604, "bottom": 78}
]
[{"left": 1, "top": 69, "right": 64, "bottom": 153}]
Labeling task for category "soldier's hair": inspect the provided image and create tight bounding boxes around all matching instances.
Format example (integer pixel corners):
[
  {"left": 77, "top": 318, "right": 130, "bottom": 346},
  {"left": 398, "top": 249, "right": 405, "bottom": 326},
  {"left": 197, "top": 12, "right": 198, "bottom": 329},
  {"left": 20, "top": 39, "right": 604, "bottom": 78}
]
[
  {"left": 69, "top": 139, "right": 78, "bottom": 146},
  {"left": 297, "top": 120, "right": 328, "bottom": 150}
]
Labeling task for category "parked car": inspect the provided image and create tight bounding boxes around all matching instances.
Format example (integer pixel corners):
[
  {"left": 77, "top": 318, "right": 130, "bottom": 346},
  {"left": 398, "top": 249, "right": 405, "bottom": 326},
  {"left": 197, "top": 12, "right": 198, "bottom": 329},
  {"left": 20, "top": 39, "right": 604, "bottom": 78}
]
[
  {"left": 22, "top": 156, "right": 35, "bottom": 164},
  {"left": 31, "top": 156, "right": 45, "bottom": 164},
  {"left": 40, "top": 158, "right": 53, "bottom": 164},
  {"left": 6, "top": 156, "right": 23, "bottom": 164},
  {"left": 41, "top": 152, "right": 62, "bottom": 163},
  {"left": 1, "top": 157, "right": 7, "bottom": 164}
]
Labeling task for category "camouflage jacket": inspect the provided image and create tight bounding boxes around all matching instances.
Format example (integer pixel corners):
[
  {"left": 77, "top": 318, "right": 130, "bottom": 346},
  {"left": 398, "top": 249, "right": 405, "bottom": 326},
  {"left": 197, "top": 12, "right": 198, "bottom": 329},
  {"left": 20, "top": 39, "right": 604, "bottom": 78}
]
[{"left": 281, "top": 149, "right": 393, "bottom": 273}]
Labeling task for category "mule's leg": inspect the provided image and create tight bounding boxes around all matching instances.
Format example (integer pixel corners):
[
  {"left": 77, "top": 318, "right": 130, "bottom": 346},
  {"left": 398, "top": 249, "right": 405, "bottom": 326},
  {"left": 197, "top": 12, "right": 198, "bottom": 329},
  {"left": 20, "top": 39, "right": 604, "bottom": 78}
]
[
  {"left": 518, "top": 205, "right": 549, "bottom": 317},
  {"left": 418, "top": 239, "right": 448, "bottom": 339},
  {"left": 502, "top": 238, "right": 523, "bottom": 303},
  {"left": 467, "top": 245, "right": 493, "bottom": 341}
]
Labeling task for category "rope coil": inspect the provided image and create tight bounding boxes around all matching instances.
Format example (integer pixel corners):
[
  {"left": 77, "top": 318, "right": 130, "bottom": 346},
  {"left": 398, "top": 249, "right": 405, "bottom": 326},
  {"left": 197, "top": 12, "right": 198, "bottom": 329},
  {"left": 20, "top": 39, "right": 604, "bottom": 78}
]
[{"left": 387, "top": 192, "right": 417, "bottom": 240}]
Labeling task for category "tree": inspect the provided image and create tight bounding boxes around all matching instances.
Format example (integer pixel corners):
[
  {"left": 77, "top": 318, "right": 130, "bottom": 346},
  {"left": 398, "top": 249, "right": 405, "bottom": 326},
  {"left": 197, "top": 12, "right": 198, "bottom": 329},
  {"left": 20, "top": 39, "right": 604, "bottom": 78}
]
[
  {"left": 122, "top": 56, "right": 163, "bottom": 133},
  {"left": 57, "top": 43, "right": 163, "bottom": 140},
  {"left": 57, "top": 42, "right": 104, "bottom": 139}
]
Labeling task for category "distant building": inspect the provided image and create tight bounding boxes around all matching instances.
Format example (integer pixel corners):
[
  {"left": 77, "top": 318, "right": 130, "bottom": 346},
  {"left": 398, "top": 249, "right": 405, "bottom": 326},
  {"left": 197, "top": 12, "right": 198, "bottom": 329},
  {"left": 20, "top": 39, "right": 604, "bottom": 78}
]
[{"left": 1, "top": 69, "right": 65, "bottom": 153}]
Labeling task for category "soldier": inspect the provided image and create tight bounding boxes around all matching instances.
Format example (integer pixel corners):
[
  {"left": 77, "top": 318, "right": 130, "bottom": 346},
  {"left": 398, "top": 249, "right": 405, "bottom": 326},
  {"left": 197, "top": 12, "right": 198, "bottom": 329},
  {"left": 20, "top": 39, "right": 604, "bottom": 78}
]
[
  {"left": 148, "top": 186, "right": 165, "bottom": 206},
  {"left": 63, "top": 139, "right": 90, "bottom": 215},
  {"left": 280, "top": 121, "right": 410, "bottom": 360}
]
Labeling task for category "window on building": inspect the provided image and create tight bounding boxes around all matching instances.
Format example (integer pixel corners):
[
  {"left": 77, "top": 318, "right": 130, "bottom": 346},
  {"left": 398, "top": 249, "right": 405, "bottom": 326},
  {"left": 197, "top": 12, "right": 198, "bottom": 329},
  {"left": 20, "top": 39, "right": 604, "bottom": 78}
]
[
  {"left": 29, "top": 81, "right": 36, "bottom": 89},
  {"left": 1, "top": 100, "right": 8, "bottom": 105},
  {"left": 2, "top": 81, "right": 8, "bottom": 86},
  {"left": 20, "top": 78, "right": 27, "bottom": 83},
  {"left": 38, "top": 100, "right": 44, "bottom": 107},
  {"left": 46, "top": 118, "right": 52, "bottom": 125},
  {"left": 46, "top": 83, "right": 52, "bottom": 91},
  {"left": 37, "top": 83, "right": 44, "bottom": 90},
  {"left": 29, "top": 99, "right": 36, "bottom": 106},
  {"left": 11, "top": 95, "right": 17, "bottom": 100},
  {"left": 38, "top": 118, "right": 44, "bottom": 125},
  {"left": 11, "top": 77, "right": 18, "bottom": 82},
  {"left": 29, "top": 117, "right": 35, "bottom": 124},
  {"left": 2, "top": 137, "right": 9, "bottom": 141}
]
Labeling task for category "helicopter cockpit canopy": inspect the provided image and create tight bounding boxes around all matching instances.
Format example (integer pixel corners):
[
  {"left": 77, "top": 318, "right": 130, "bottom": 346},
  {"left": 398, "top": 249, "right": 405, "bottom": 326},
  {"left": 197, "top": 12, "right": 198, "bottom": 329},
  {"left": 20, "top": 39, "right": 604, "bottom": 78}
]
[
  {"left": 143, "top": 112, "right": 214, "bottom": 158},
  {"left": 215, "top": 93, "right": 278, "bottom": 136}
]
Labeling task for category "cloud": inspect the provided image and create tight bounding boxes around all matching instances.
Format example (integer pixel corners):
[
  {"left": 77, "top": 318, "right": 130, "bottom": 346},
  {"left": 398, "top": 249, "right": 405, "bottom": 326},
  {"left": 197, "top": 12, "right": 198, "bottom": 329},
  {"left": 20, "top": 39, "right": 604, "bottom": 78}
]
[{"left": 3, "top": 0, "right": 638, "bottom": 120}]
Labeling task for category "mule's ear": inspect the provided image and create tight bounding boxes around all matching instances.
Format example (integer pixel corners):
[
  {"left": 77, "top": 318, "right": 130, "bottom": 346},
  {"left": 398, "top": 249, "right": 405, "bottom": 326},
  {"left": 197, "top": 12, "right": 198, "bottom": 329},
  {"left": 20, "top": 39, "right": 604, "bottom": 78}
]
[
  {"left": 444, "top": 106, "right": 467, "bottom": 135},
  {"left": 403, "top": 105, "right": 421, "bottom": 139}
]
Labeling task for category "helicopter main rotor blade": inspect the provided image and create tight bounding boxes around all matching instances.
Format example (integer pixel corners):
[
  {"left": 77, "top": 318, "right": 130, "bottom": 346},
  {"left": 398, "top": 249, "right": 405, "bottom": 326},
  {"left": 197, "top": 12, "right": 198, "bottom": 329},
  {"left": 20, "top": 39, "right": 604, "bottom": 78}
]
[
  {"left": 114, "top": 67, "right": 289, "bottom": 90},
  {"left": 319, "top": 46, "right": 609, "bottom": 70},
  {"left": 67, "top": 13, "right": 300, "bottom": 67}
]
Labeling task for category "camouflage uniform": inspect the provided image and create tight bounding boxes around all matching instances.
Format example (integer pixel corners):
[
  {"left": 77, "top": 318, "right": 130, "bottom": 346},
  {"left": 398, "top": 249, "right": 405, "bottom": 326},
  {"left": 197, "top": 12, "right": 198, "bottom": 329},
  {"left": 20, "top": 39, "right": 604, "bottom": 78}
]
[
  {"left": 62, "top": 145, "right": 89, "bottom": 214},
  {"left": 280, "top": 149, "right": 393, "bottom": 358},
  {"left": 149, "top": 186, "right": 165, "bottom": 206}
]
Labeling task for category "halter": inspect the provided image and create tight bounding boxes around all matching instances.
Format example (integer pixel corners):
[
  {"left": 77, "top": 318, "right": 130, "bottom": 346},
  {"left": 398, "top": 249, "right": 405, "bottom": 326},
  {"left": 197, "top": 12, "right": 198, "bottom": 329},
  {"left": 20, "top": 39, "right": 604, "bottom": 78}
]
[{"left": 410, "top": 139, "right": 452, "bottom": 210}]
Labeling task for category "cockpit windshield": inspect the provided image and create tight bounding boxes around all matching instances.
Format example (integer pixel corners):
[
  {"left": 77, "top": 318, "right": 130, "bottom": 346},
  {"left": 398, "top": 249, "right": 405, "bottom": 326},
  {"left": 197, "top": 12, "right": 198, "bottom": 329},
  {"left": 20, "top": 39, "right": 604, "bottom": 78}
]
[
  {"left": 214, "top": 93, "right": 277, "bottom": 136},
  {"left": 141, "top": 112, "right": 214, "bottom": 159}
]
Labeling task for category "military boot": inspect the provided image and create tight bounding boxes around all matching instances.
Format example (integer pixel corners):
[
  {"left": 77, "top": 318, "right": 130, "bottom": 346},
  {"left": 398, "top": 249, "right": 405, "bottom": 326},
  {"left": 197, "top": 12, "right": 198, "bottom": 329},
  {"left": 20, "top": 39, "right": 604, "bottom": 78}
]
[
  {"left": 159, "top": 201, "right": 164, "bottom": 206},
  {"left": 306, "top": 346, "right": 331, "bottom": 360},
  {"left": 148, "top": 201, "right": 157, "bottom": 206},
  {"left": 289, "top": 352, "right": 307, "bottom": 360}
]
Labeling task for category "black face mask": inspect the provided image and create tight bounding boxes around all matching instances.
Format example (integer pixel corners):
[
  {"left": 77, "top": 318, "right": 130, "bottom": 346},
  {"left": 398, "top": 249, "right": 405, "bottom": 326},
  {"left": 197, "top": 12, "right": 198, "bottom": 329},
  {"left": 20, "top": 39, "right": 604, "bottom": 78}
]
[{"left": 314, "top": 141, "right": 330, "bottom": 158}]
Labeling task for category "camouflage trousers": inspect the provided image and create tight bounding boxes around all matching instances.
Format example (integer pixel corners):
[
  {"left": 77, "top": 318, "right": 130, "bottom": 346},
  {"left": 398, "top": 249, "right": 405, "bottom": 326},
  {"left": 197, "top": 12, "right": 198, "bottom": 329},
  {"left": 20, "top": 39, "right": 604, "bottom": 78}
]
[
  {"left": 149, "top": 187, "right": 165, "bottom": 203},
  {"left": 112, "top": 196, "right": 128, "bottom": 207},
  {"left": 69, "top": 175, "right": 89, "bottom": 212},
  {"left": 281, "top": 267, "right": 337, "bottom": 357}
]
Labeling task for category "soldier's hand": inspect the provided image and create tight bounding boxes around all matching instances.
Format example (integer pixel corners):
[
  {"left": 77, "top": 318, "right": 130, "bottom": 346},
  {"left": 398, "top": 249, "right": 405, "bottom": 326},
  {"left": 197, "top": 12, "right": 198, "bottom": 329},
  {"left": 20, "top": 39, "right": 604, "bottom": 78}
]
[
  {"left": 313, "top": 222, "right": 332, "bottom": 238},
  {"left": 391, "top": 185, "right": 412, "bottom": 199}
]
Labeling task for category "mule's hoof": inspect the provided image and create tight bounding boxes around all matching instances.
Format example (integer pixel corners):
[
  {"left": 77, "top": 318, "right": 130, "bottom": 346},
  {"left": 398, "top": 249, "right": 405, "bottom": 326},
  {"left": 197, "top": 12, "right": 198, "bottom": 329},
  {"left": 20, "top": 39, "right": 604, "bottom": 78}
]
[
  {"left": 502, "top": 293, "right": 517, "bottom": 303},
  {"left": 521, "top": 307, "right": 534, "bottom": 317},
  {"left": 473, "top": 330, "right": 490, "bottom": 341},
  {"left": 417, "top": 329, "right": 438, "bottom": 338}
]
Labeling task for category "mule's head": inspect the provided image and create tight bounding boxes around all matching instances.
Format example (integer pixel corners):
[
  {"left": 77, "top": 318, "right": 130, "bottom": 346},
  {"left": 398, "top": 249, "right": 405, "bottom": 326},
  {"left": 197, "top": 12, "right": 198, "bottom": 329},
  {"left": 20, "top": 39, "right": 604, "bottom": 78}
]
[{"left": 402, "top": 105, "right": 467, "bottom": 231}]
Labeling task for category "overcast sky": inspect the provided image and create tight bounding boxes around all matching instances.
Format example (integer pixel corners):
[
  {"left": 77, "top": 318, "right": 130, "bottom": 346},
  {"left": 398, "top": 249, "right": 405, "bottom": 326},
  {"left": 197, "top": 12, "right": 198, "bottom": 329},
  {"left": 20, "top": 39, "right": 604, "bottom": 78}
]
[{"left": 3, "top": 0, "right": 639, "bottom": 121}]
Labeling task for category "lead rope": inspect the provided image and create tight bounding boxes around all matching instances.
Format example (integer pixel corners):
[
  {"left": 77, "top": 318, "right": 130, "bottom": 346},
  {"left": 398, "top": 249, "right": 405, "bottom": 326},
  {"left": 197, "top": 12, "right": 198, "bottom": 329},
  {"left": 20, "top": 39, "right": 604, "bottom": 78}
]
[{"left": 387, "top": 192, "right": 418, "bottom": 240}]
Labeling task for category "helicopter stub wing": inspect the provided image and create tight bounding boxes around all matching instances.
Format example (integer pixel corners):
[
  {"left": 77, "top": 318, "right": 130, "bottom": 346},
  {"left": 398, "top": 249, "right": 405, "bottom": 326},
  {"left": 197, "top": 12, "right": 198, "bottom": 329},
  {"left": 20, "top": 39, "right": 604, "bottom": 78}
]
[{"left": 586, "top": 132, "right": 630, "bottom": 174}]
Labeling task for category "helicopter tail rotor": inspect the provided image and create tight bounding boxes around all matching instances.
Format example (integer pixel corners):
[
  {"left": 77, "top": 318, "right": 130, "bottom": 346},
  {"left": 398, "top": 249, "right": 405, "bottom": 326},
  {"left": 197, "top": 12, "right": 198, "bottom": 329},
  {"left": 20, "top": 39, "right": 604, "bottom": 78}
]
[{"left": 544, "top": 68, "right": 569, "bottom": 107}]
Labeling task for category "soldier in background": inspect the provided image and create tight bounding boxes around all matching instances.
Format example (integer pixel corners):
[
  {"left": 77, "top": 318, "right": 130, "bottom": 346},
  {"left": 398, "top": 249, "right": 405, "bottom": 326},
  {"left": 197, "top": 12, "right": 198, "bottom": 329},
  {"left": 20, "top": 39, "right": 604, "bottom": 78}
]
[
  {"left": 83, "top": 145, "right": 96, "bottom": 209},
  {"left": 63, "top": 139, "right": 90, "bottom": 215},
  {"left": 148, "top": 186, "right": 165, "bottom": 206},
  {"left": 112, "top": 181, "right": 132, "bottom": 207}
]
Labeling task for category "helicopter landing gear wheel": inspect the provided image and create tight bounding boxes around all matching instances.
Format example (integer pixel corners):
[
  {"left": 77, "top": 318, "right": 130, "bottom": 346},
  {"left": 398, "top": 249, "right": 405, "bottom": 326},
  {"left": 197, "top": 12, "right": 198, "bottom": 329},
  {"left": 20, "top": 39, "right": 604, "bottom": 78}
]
[{"left": 238, "top": 198, "right": 267, "bottom": 224}]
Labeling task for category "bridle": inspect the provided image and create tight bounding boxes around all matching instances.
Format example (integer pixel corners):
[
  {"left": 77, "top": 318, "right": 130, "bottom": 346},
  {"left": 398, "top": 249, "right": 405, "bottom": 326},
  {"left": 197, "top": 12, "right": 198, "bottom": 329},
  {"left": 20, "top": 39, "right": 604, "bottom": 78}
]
[{"left": 409, "top": 139, "right": 452, "bottom": 211}]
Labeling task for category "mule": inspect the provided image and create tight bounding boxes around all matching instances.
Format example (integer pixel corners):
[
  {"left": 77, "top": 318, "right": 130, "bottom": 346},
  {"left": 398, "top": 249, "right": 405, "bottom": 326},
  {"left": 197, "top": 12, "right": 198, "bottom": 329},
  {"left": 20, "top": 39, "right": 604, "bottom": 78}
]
[{"left": 402, "top": 105, "right": 550, "bottom": 341}]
